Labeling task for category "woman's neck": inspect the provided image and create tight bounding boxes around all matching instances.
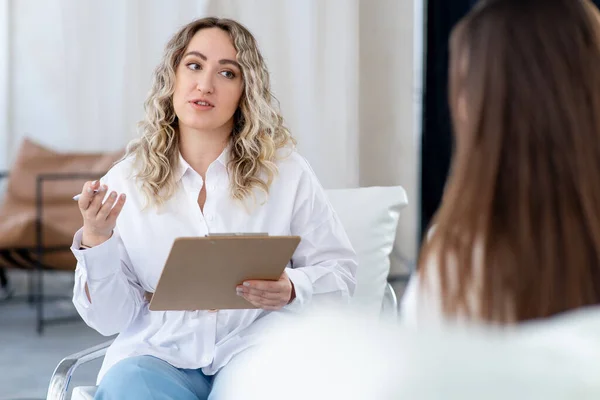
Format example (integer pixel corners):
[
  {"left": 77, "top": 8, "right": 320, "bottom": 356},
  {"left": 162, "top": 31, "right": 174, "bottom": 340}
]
[{"left": 178, "top": 126, "right": 231, "bottom": 178}]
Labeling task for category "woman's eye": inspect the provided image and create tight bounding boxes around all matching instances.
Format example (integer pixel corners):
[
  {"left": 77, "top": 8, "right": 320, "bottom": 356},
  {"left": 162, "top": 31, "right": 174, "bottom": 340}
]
[
  {"left": 187, "top": 63, "right": 201, "bottom": 71},
  {"left": 220, "top": 70, "right": 235, "bottom": 79}
]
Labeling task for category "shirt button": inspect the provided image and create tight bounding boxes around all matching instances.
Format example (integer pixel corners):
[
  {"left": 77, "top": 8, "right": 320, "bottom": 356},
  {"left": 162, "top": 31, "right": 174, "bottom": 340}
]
[
  {"left": 206, "top": 214, "right": 214, "bottom": 221},
  {"left": 201, "top": 356, "right": 211, "bottom": 364},
  {"left": 209, "top": 184, "right": 216, "bottom": 191}
]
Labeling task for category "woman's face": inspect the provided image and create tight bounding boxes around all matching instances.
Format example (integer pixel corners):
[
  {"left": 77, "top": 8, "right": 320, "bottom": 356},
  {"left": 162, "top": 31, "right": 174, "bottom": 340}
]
[{"left": 173, "top": 27, "right": 244, "bottom": 135}]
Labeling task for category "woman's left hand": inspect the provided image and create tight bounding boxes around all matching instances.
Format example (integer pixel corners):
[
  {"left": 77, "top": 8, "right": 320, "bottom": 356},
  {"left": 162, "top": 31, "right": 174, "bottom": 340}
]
[{"left": 236, "top": 272, "right": 295, "bottom": 311}]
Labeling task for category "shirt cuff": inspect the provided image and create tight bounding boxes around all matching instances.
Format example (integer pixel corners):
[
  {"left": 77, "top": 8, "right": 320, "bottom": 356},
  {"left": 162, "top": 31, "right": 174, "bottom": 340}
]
[
  {"left": 284, "top": 267, "right": 313, "bottom": 312},
  {"left": 71, "top": 228, "right": 121, "bottom": 281}
]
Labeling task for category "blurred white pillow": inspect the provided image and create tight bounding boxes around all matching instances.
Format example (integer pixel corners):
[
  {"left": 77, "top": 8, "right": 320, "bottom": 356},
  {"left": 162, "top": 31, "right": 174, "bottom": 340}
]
[
  {"left": 216, "top": 306, "right": 600, "bottom": 400},
  {"left": 325, "top": 186, "right": 407, "bottom": 315}
]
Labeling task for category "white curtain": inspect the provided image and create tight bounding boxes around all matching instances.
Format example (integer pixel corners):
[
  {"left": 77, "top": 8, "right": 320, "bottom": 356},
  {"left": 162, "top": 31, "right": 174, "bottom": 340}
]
[
  {"left": 2, "top": 0, "right": 419, "bottom": 273},
  {"left": 0, "top": 0, "right": 9, "bottom": 171}
]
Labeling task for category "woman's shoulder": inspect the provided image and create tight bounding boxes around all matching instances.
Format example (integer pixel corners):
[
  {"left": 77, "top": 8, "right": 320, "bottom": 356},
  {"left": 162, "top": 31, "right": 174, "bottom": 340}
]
[
  {"left": 100, "top": 155, "right": 138, "bottom": 188},
  {"left": 274, "top": 147, "right": 318, "bottom": 180}
]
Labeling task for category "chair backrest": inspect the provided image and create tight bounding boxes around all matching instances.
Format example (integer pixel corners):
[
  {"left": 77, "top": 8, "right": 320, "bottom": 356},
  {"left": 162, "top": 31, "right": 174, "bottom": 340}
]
[{"left": 325, "top": 186, "right": 408, "bottom": 315}]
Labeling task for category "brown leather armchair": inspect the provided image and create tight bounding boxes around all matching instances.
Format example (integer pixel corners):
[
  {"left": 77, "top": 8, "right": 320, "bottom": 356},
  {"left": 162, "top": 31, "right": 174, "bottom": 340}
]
[{"left": 0, "top": 138, "right": 122, "bottom": 333}]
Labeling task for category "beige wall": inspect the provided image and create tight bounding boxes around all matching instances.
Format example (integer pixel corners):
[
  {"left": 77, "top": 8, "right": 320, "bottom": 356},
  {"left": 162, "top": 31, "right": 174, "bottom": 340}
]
[{"left": 360, "top": 0, "right": 420, "bottom": 273}]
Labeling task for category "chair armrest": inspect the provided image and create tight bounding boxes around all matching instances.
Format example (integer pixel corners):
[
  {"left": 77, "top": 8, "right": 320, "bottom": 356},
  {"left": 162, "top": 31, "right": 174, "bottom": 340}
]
[
  {"left": 35, "top": 171, "right": 106, "bottom": 208},
  {"left": 1, "top": 170, "right": 105, "bottom": 189},
  {"left": 47, "top": 339, "right": 114, "bottom": 400},
  {"left": 381, "top": 282, "right": 399, "bottom": 317}
]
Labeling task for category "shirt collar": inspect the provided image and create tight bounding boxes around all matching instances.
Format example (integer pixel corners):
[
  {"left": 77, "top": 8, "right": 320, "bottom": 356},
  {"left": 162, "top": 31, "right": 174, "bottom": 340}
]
[{"left": 175, "top": 145, "right": 231, "bottom": 182}]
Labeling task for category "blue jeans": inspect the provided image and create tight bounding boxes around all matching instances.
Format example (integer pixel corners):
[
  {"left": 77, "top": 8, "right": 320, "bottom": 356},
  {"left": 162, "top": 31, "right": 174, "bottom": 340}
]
[{"left": 95, "top": 356, "right": 216, "bottom": 400}]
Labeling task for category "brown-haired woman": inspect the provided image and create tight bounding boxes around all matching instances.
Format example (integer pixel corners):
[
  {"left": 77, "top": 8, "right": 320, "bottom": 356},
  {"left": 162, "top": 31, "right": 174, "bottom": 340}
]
[{"left": 402, "top": 0, "right": 600, "bottom": 325}]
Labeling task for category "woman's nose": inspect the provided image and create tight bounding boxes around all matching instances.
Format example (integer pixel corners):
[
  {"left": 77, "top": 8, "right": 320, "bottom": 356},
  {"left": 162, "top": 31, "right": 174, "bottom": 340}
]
[{"left": 196, "top": 73, "right": 214, "bottom": 94}]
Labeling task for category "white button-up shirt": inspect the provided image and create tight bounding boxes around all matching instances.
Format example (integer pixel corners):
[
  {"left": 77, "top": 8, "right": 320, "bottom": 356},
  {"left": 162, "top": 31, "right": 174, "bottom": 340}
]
[{"left": 71, "top": 148, "right": 357, "bottom": 384}]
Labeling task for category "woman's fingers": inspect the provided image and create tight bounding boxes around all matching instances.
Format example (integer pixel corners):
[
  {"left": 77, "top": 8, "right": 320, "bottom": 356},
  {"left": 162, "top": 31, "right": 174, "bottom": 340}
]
[
  {"left": 240, "top": 287, "right": 280, "bottom": 300},
  {"left": 241, "top": 293, "right": 282, "bottom": 309},
  {"left": 96, "top": 191, "right": 119, "bottom": 221},
  {"left": 78, "top": 181, "right": 125, "bottom": 244},
  {"left": 86, "top": 184, "right": 108, "bottom": 218},
  {"left": 78, "top": 180, "right": 100, "bottom": 211},
  {"left": 107, "top": 193, "right": 127, "bottom": 222}
]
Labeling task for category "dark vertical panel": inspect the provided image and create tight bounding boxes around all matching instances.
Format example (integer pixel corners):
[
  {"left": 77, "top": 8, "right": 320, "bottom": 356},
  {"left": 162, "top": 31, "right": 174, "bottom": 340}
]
[{"left": 419, "top": 0, "right": 476, "bottom": 240}]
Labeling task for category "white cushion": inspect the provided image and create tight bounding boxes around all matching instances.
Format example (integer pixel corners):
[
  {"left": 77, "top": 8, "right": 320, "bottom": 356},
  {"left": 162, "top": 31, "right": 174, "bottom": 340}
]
[
  {"left": 71, "top": 386, "right": 97, "bottom": 400},
  {"left": 325, "top": 186, "right": 407, "bottom": 315}
]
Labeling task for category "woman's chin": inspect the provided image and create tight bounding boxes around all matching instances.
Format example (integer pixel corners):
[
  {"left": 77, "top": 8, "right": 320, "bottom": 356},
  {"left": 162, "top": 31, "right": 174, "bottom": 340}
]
[{"left": 179, "top": 120, "right": 229, "bottom": 134}]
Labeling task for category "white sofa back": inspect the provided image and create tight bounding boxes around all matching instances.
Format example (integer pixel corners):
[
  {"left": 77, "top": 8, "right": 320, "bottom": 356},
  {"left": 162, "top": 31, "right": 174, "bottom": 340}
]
[{"left": 219, "top": 307, "right": 600, "bottom": 400}]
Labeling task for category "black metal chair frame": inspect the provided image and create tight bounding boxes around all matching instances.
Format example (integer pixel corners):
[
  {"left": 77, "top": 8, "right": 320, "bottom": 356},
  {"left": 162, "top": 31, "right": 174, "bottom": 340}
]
[{"left": 0, "top": 171, "right": 104, "bottom": 334}]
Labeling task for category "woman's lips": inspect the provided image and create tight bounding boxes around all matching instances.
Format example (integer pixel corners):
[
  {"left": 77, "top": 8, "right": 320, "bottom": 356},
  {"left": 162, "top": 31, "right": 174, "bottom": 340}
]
[{"left": 189, "top": 100, "right": 214, "bottom": 110}]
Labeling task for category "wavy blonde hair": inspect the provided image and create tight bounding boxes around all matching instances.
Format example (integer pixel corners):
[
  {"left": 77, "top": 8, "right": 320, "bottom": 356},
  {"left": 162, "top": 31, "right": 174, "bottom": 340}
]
[{"left": 125, "top": 17, "right": 295, "bottom": 208}]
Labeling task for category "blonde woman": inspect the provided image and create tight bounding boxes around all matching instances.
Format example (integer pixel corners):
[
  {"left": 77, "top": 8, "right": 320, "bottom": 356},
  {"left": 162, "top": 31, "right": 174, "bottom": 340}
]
[{"left": 71, "top": 17, "right": 357, "bottom": 399}]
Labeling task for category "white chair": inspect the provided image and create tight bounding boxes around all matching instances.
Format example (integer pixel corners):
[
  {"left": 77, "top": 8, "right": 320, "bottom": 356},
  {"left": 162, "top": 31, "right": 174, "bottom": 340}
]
[{"left": 47, "top": 186, "right": 408, "bottom": 400}]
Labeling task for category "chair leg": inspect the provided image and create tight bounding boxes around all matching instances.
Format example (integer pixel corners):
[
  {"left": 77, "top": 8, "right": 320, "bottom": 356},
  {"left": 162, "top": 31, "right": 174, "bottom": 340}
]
[
  {"left": 0, "top": 268, "right": 14, "bottom": 301},
  {"left": 36, "top": 267, "right": 44, "bottom": 334},
  {"left": 28, "top": 268, "right": 35, "bottom": 305},
  {"left": 0, "top": 268, "right": 7, "bottom": 287}
]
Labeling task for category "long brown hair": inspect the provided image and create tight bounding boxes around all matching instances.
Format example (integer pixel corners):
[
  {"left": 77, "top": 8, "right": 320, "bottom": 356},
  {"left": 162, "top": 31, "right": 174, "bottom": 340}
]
[{"left": 419, "top": 0, "right": 600, "bottom": 323}]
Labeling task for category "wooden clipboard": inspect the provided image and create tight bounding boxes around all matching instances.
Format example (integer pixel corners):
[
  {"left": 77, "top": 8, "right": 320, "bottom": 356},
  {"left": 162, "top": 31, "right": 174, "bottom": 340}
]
[{"left": 149, "top": 234, "right": 301, "bottom": 311}]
